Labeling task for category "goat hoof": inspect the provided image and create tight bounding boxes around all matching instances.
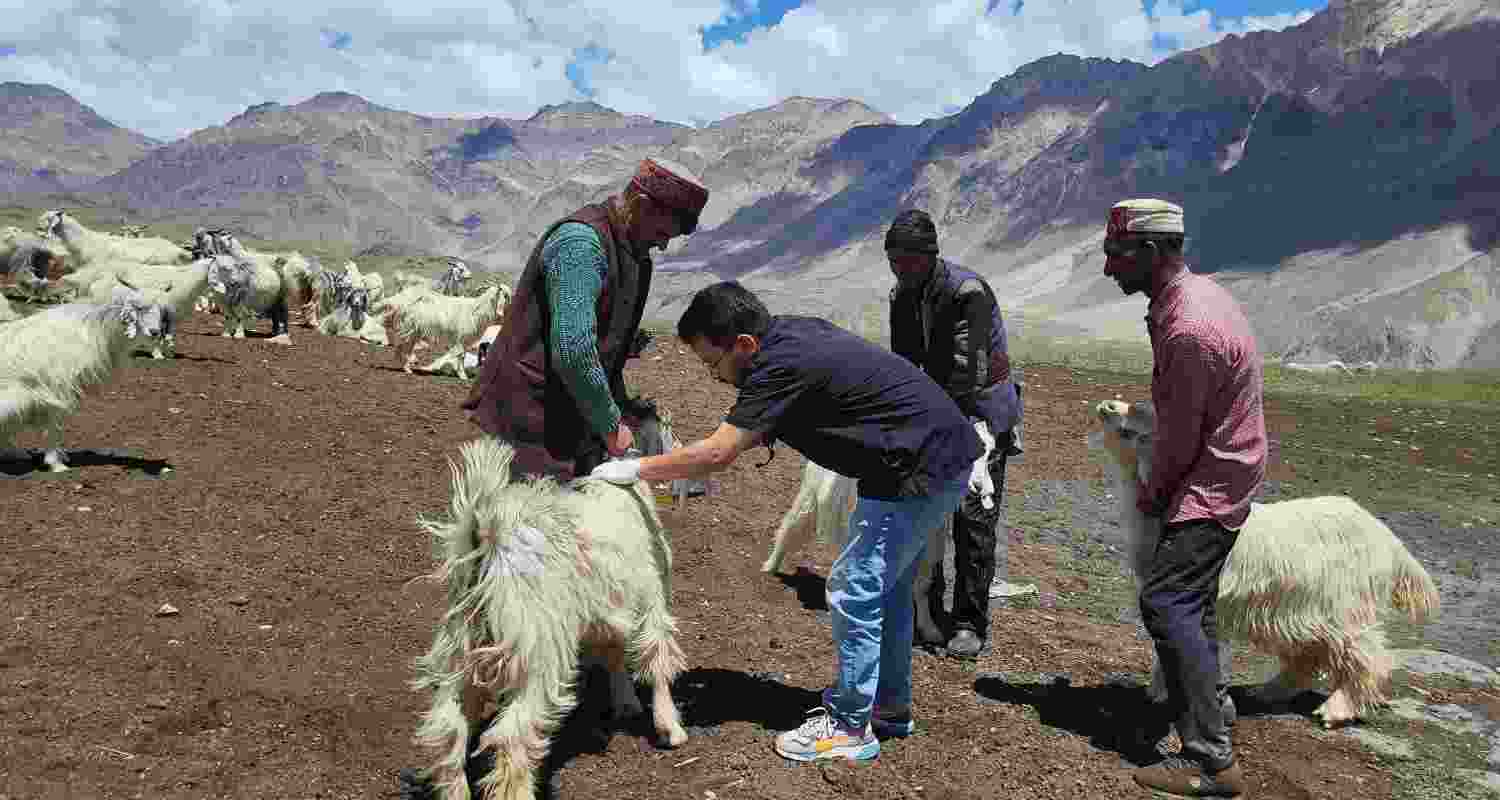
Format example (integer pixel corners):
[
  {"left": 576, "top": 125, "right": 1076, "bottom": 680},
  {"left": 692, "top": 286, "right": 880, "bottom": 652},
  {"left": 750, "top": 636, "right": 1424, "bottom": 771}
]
[{"left": 661, "top": 726, "right": 688, "bottom": 749}]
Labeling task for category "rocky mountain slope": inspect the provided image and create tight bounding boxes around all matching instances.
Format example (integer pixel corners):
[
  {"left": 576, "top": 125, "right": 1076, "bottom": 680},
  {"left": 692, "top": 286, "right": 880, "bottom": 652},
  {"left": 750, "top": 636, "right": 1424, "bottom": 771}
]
[
  {"left": 6, "top": 0, "right": 1498, "bottom": 367},
  {"left": 0, "top": 82, "right": 159, "bottom": 196}
]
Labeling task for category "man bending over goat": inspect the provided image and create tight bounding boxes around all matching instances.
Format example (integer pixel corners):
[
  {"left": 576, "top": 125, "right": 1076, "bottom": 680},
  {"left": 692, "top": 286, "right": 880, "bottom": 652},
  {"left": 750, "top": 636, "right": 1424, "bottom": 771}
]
[{"left": 589, "top": 281, "right": 979, "bottom": 763}]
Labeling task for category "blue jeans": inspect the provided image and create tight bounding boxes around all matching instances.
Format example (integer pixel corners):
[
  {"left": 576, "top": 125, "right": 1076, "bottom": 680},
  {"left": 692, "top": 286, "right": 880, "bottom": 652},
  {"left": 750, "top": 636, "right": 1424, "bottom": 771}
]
[{"left": 826, "top": 477, "right": 966, "bottom": 729}]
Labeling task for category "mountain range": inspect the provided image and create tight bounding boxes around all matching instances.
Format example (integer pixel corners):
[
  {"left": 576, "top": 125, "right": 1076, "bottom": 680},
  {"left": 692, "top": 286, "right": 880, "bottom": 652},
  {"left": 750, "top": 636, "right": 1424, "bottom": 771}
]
[{"left": 3, "top": 0, "right": 1497, "bottom": 368}]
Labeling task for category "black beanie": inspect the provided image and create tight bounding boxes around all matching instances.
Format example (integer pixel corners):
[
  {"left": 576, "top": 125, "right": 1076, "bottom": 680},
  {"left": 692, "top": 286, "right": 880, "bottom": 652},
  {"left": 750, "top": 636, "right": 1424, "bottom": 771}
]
[{"left": 885, "top": 209, "right": 938, "bottom": 254}]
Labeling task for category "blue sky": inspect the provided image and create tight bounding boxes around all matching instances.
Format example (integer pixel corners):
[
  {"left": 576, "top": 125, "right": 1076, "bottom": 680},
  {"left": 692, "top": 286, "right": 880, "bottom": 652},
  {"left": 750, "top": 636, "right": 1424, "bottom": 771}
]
[{"left": 3, "top": 0, "right": 1332, "bottom": 141}]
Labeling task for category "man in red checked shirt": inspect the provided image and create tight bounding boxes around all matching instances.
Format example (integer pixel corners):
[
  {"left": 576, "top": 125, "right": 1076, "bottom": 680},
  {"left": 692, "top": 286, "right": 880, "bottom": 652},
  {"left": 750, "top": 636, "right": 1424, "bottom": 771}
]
[{"left": 1102, "top": 198, "right": 1266, "bottom": 799}]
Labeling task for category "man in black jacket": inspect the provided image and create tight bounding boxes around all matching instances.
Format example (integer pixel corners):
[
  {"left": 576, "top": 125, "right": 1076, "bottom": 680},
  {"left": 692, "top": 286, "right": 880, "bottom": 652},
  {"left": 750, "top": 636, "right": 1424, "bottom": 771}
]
[{"left": 885, "top": 209, "right": 1024, "bottom": 659}]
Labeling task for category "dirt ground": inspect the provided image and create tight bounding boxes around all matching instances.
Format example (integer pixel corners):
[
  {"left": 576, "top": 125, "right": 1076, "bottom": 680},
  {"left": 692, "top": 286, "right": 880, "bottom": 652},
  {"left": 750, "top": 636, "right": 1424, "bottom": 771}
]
[{"left": 0, "top": 311, "right": 1398, "bottom": 799}]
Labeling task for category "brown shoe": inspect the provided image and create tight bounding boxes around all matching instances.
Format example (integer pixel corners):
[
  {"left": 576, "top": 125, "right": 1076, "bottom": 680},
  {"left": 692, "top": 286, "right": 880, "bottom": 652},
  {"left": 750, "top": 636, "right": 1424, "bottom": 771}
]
[{"left": 1133, "top": 756, "right": 1245, "bottom": 798}]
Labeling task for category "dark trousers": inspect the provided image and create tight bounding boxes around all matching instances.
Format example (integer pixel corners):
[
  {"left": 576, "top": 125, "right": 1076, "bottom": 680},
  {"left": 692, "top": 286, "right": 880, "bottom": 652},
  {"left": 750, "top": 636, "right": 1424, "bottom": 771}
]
[
  {"left": 925, "top": 433, "right": 1010, "bottom": 640},
  {"left": 1139, "top": 518, "right": 1238, "bottom": 772}
]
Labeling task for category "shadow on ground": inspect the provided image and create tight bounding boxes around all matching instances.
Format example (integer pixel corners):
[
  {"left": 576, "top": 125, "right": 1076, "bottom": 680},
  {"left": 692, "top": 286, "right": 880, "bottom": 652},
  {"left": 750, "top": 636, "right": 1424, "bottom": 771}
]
[
  {"left": 398, "top": 666, "right": 819, "bottom": 799},
  {"left": 0, "top": 447, "right": 173, "bottom": 478},
  {"left": 972, "top": 673, "right": 1331, "bottom": 767}
]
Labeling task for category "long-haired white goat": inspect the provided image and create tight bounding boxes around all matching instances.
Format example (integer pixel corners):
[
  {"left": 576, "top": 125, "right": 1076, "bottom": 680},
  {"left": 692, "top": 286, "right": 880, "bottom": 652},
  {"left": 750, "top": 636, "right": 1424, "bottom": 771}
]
[
  {"left": 1089, "top": 398, "right": 1440, "bottom": 727},
  {"left": 409, "top": 437, "right": 689, "bottom": 800},
  {"left": 84, "top": 260, "right": 212, "bottom": 359},
  {"left": 192, "top": 228, "right": 317, "bottom": 325},
  {"left": 205, "top": 255, "right": 292, "bottom": 341},
  {"left": 761, "top": 419, "right": 999, "bottom": 647},
  {"left": 382, "top": 286, "right": 505, "bottom": 380},
  {"left": 39, "top": 210, "right": 191, "bottom": 268},
  {"left": 316, "top": 286, "right": 389, "bottom": 346},
  {"left": 0, "top": 287, "right": 167, "bottom": 472}
]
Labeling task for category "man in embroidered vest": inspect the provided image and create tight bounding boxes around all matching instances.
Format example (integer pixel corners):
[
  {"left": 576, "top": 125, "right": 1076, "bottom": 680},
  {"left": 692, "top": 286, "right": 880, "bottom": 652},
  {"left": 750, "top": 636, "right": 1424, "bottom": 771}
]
[
  {"left": 462, "top": 157, "right": 709, "bottom": 482},
  {"left": 885, "top": 209, "right": 1023, "bottom": 660},
  {"left": 1105, "top": 198, "right": 1264, "bottom": 798}
]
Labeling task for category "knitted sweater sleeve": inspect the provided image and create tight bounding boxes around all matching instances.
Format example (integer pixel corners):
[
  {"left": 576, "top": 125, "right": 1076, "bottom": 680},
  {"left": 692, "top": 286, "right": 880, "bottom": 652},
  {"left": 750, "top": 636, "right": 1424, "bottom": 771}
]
[{"left": 542, "top": 222, "right": 621, "bottom": 436}]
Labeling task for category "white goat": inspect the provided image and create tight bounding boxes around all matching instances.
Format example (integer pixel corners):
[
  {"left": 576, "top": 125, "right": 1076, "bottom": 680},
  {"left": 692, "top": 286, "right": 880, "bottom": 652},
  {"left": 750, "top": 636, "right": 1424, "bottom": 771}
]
[
  {"left": 0, "top": 288, "right": 167, "bottom": 472},
  {"left": 761, "top": 419, "right": 999, "bottom": 647},
  {"left": 409, "top": 437, "right": 689, "bottom": 800},
  {"left": 83, "top": 261, "right": 212, "bottom": 360},
  {"left": 383, "top": 286, "right": 505, "bottom": 380},
  {"left": 1089, "top": 398, "right": 1440, "bottom": 727},
  {"left": 1282, "top": 360, "right": 1352, "bottom": 375},
  {"left": 39, "top": 210, "right": 191, "bottom": 268},
  {"left": 192, "top": 228, "right": 317, "bottom": 325},
  {"left": 204, "top": 256, "right": 292, "bottom": 341},
  {"left": 316, "top": 287, "right": 389, "bottom": 346}
]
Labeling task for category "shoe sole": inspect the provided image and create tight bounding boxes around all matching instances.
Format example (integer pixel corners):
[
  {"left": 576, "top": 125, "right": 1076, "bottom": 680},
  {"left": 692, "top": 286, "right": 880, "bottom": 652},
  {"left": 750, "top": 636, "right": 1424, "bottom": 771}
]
[{"left": 774, "top": 740, "right": 881, "bottom": 762}]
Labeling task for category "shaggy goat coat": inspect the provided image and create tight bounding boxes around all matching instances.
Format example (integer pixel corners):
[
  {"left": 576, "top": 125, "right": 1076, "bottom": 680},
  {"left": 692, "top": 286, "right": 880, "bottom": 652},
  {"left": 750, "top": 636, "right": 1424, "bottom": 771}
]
[
  {"left": 411, "top": 437, "right": 688, "bottom": 800},
  {"left": 84, "top": 260, "right": 212, "bottom": 358},
  {"left": 0, "top": 290, "right": 165, "bottom": 470},
  {"left": 1090, "top": 399, "right": 1440, "bottom": 726},
  {"left": 384, "top": 286, "right": 504, "bottom": 380},
  {"left": 40, "top": 210, "right": 191, "bottom": 268},
  {"left": 206, "top": 256, "right": 289, "bottom": 339}
]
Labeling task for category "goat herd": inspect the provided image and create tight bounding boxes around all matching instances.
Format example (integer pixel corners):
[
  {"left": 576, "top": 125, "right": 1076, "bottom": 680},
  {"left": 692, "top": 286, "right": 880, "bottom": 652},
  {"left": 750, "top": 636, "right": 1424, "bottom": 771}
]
[
  {"left": 0, "top": 210, "right": 512, "bottom": 472},
  {"left": 1, "top": 210, "right": 1445, "bottom": 800}
]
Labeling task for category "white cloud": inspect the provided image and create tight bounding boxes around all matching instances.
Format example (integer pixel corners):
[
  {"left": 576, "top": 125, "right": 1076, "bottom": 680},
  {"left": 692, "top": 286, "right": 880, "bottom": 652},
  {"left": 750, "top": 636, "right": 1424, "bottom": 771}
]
[{"left": 0, "top": 0, "right": 1321, "bottom": 142}]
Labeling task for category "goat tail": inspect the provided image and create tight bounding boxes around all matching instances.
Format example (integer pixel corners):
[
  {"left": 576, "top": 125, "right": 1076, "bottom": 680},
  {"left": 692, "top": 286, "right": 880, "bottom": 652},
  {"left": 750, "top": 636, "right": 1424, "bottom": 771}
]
[{"left": 1389, "top": 541, "right": 1441, "bottom": 624}]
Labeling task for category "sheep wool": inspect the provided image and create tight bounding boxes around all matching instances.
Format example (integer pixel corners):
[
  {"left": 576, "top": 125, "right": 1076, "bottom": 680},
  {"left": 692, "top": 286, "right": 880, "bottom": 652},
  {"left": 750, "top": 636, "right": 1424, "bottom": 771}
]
[{"left": 409, "top": 437, "right": 688, "bottom": 800}]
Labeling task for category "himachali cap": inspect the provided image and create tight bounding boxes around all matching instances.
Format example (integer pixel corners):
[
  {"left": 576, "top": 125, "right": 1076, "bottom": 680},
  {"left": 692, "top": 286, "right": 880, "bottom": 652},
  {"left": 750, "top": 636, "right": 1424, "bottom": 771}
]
[
  {"left": 1107, "top": 198, "right": 1185, "bottom": 238},
  {"left": 630, "top": 157, "right": 709, "bottom": 234}
]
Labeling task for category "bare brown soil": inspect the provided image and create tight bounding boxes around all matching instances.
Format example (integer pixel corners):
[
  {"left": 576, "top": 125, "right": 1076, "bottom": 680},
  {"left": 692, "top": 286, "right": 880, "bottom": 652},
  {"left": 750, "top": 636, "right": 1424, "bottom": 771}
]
[{"left": 0, "top": 311, "right": 1392, "bottom": 799}]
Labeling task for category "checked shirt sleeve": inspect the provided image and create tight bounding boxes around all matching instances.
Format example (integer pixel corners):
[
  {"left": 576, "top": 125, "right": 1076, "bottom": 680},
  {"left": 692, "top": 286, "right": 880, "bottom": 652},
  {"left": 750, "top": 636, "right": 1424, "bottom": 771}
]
[{"left": 1137, "top": 327, "right": 1220, "bottom": 516}]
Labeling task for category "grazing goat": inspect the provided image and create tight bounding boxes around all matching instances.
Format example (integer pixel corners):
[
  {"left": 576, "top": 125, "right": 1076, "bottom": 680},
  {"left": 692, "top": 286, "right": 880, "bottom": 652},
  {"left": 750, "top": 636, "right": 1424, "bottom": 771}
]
[
  {"left": 84, "top": 260, "right": 212, "bottom": 359},
  {"left": 410, "top": 437, "right": 688, "bottom": 800},
  {"left": 205, "top": 256, "right": 292, "bottom": 341},
  {"left": 383, "top": 286, "right": 505, "bottom": 380},
  {"left": 0, "top": 288, "right": 167, "bottom": 472},
  {"left": 39, "top": 209, "right": 191, "bottom": 268},
  {"left": 1090, "top": 398, "right": 1440, "bottom": 727},
  {"left": 761, "top": 419, "right": 999, "bottom": 647}
]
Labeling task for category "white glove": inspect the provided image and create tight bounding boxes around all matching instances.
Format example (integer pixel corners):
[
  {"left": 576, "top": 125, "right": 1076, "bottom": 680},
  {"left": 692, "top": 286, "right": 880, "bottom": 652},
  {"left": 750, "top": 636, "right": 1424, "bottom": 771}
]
[
  {"left": 969, "top": 419, "right": 996, "bottom": 509},
  {"left": 590, "top": 458, "right": 641, "bottom": 485}
]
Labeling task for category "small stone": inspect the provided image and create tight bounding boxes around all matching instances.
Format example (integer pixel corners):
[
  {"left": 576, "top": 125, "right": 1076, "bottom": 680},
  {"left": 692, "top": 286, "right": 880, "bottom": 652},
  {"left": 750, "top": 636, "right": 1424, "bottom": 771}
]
[
  {"left": 155, "top": 603, "right": 179, "bottom": 617},
  {"left": 145, "top": 698, "right": 169, "bottom": 710},
  {"left": 168, "top": 407, "right": 183, "bottom": 414},
  {"left": 227, "top": 595, "right": 250, "bottom": 606},
  {"left": 76, "top": 506, "right": 91, "bottom": 512},
  {"left": 258, "top": 624, "right": 273, "bottom": 631}
]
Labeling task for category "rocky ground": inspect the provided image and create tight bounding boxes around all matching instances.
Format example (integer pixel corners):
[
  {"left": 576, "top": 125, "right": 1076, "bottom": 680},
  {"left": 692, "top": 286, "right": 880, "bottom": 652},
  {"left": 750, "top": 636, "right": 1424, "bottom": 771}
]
[{"left": 1, "top": 309, "right": 1497, "bottom": 799}]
